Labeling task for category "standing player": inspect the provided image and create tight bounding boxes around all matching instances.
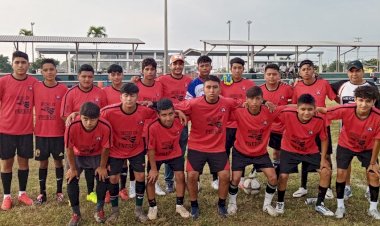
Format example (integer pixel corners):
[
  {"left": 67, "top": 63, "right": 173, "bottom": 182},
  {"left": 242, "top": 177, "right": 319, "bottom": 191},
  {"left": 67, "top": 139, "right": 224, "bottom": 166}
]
[
  {"left": 34, "top": 59, "right": 68, "bottom": 204},
  {"left": 61, "top": 64, "right": 107, "bottom": 204},
  {"left": 185, "top": 55, "right": 213, "bottom": 100},
  {"left": 0, "top": 51, "right": 38, "bottom": 210},
  {"left": 65, "top": 102, "right": 111, "bottom": 225},
  {"left": 291, "top": 60, "right": 335, "bottom": 199},
  {"left": 146, "top": 98, "right": 190, "bottom": 220}
]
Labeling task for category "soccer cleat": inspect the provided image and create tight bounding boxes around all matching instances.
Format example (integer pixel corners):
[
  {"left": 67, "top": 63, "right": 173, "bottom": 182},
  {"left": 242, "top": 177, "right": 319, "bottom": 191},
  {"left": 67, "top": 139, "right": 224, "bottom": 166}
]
[
  {"left": 129, "top": 181, "right": 136, "bottom": 199},
  {"left": 325, "top": 188, "right": 334, "bottom": 200},
  {"left": 176, "top": 205, "right": 190, "bottom": 218},
  {"left": 315, "top": 204, "right": 334, "bottom": 217},
  {"left": 86, "top": 192, "right": 97, "bottom": 204},
  {"left": 135, "top": 207, "right": 148, "bottom": 223},
  {"left": 217, "top": 205, "right": 228, "bottom": 218},
  {"left": 56, "top": 193, "right": 64, "bottom": 203},
  {"left": 335, "top": 207, "right": 346, "bottom": 219},
  {"left": 147, "top": 206, "right": 158, "bottom": 220},
  {"left": 275, "top": 202, "right": 285, "bottom": 215},
  {"left": 292, "top": 187, "right": 307, "bottom": 198},
  {"left": 35, "top": 193, "right": 47, "bottom": 205},
  {"left": 119, "top": 188, "right": 129, "bottom": 201},
  {"left": 263, "top": 204, "right": 279, "bottom": 217},
  {"left": 368, "top": 209, "right": 380, "bottom": 220},
  {"left": 227, "top": 203, "right": 237, "bottom": 215},
  {"left": 211, "top": 179, "right": 219, "bottom": 190},
  {"left": 94, "top": 210, "right": 106, "bottom": 223},
  {"left": 166, "top": 182, "right": 175, "bottom": 193},
  {"left": 1, "top": 196, "right": 12, "bottom": 210},
  {"left": 18, "top": 193, "right": 33, "bottom": 206},
  {"left": 305, "top": 198, "right": 317, "bottom": 206},
  {"left": 105, "top": 209, "right": 119, "bottom": 224},
  {"left": 191, "top": 206, "right": 200, "bottom": 220},
  {"left": 155, "top": 182, "right": 166, "bottom": 196},
  {"left": 344, "top": 186, "right": 353, "bottom": 200},
  {"left": 67, "top": 213, "right": 81, "bottom": 226},
  {"left": 105, "top": 191, "right": 110, "bottom": 203}
]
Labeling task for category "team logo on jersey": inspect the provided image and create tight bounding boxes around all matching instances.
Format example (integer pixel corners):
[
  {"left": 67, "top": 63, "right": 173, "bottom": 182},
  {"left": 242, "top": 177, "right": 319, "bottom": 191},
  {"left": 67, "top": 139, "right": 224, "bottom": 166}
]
[
  {"left": 138, "top": 120, "right": 144, "bottom": 126},
  {"left": 316, "top": 90, "right": 321, "bottom": 95},
  {"left": 162, "top": 141, "right": 174, "bottom": 150},
  {"left": 262, "top": 121, "right": 268, "bottom": 126},
  {"left": 220, "top": 107, "right": 226, "bottom": 113},
  {"left": 96, "top": 136, "right": 101, "bottom": 141},
  {"left": 368, "top": 127, "right": 373, "bottom": 132},
  {"left": 280, "top": 95, "right": 285, "bottom": 100},
  {"left": 35, "top": 149, "right": 40, "bottom": 157},
  {"left": 241, "top": 86, "right": 246, "bottom": 90},
  {"left": 28, "top": 85, "right": 33, "bottom": 91},
  {"left": 16, "top": 96, "right": 30, "bottom": 108},
  {"left": 95, "top": 98, "right": 99, "bottom": 102},
  {"left": 56, "top": 95, "right": 61, "bottom": 100},
  {"left": 207, "top": 116, "right": 223, "bottom": 128},
  {"left": 308, "top": 130, "right": 313, "bottom": 135}
]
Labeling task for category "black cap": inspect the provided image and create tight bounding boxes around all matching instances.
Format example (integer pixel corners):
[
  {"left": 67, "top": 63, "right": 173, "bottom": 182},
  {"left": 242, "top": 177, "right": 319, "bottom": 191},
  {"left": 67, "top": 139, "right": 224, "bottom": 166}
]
[
  {"left": 299, "top": 60, "right": 314, "bottom": 68},
  {"left": 347, "top": 60, "right": 363, "bottom": 70}
]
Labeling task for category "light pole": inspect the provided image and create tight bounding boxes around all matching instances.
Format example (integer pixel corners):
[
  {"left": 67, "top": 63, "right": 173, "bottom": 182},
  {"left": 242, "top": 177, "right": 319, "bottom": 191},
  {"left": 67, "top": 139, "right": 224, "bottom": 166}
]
[
  {"left": 227, "top": 20, "right": 231, "bottom": 72},
  {"left": 31, "top": 22, "right": 35, "bottom": 64},
  {"left": 163, "top": 0, "right": 168, "bottom": 74},
  {"left": 247, "top": 20, "right": 252, "bottom": 72}
]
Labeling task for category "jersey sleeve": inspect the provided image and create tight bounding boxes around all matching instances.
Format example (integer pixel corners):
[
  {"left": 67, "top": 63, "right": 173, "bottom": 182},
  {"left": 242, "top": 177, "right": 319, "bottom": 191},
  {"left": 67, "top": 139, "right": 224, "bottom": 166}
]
[
  {"left": 291, "top": 87, "right": 298, "bottom": 104},
  {"left": 99, "top": 89, "right": 108, "bottom": 108},
  {"left": 174, "top": 100, "right": 192, "bottom": 115},
  {"left": 318, "top": 119, "right": 328, "bottom": 141},
  {"left": 101, "top": 123, "right": 112, "bottom": 149},
  {"left": 326, "top": 105, "right": 345, "bottom": 122},
  {"left": 185, "top": 81, "right": 196, "bottom": 100},
  {"left": 229, "top": 109, "right": 238, "bottom": 121},
  {"left": 64, "top": 124, "right": 74, "bottom": 149},
  {"left": 286, "top": 85, "right": 294, "bottom": 103},
  {"left": 60, "top": 90, "right": 73, "bottom": 118},
  {"left": 325, "top": 81, "right": 337, "bottom": 101},
  {"left": 147, "top": 125, "right": 156, "bottom": 151}
]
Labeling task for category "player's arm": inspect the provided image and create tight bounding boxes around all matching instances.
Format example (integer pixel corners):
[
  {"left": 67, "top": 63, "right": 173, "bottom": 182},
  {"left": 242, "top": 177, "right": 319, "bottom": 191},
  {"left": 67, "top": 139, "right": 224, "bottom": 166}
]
[
  {"left": 175, "top": 110, "right": 187, "bottom": 126},
  {"left": 96, "top": 148, "right": 109, "bottom": 182},
  {"left": 66, "top": 147, "right": 78, "bottom": 183},
  {"left": 368, "top": 139, "right": 380, "bottom": 177},
  {"left": 147, "top": 149, "right": 158, "bottom": 184},
  {"left": 64, "top": 112, "right": 79, "bottom": 126}
]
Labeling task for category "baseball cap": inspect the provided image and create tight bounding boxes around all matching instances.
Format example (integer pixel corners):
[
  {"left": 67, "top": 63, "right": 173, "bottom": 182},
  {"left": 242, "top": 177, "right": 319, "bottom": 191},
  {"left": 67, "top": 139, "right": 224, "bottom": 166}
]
[
  {"left": 170, "top": 54, "right": 185, "bottom": 64},
  {"left": 347, "top": 60, "right": 363, "bottom": 70}
]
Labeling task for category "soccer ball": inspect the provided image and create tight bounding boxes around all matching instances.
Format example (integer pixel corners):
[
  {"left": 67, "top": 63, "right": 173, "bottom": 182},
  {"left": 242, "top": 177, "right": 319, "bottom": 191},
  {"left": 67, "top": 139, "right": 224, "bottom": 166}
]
[{"left": 242, "top": 178, "right": 261, "bottom": 195}]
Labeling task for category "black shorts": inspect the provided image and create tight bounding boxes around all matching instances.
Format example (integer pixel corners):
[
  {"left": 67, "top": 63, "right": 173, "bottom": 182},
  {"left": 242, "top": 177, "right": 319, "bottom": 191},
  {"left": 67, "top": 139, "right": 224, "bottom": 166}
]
[
  {"left": 280, "top": 150, "right": 321, "bottom": 174},
  {"left": 35, "top": 136, "right": 64, "bottom": 161},
  {"left": 186, "top": 149, "right": 230, "bottom": 173},
  {"left": 268, "top": 132, "right": 282, "bottom": 150},
  {"left": 315, "top": 126, "right": 333, "bottom": 155},
  {"left": 0, "top": 133, "right": 33, "bottom": 159},
  {"left": 336, "top": 145, "right": 374, "bottom": 169},
  {"left": 147, "top": 156, "right": 184, "bottom": 172},
  {"left": 231, "top": 147, "right": 273, "bottom": 171},
  {"left": 66, "top": 155, "right": 101, "bottom": 176},
  {"left": 225, "top": 128, "right": 237, "bottom": 155},
  {"left": 108, "top": 151, "right": 146, "bottom": 175}
]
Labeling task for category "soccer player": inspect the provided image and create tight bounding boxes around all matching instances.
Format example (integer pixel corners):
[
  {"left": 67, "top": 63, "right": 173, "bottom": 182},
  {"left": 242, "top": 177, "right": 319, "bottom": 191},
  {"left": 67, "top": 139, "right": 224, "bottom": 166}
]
[
  {"left": 175, "top": 75, "right": 242, "bottom": 219},
  {"left": 34, "top": 58, "right": 68, "bottom": 204},
  {"left": 291, "top": 60, "right": 335, "bottom": 199},
  {"left": 275, "top": 94, "right": 333, "bottom": 217},
  {"left": 330, "top": 60, "right": 380, "bottom": 200},
  {"left": 227, "top": 86, "right": 280, "bottom": 217},
  {"left": 65, "top": 102, "right": 111, "bottom": 225},
  {"left": 185, "top": 55, "right": 213, "bottom": 100},
  {"left": 220, "top": 57, "right": 255, "bottom": 190},
  {"left": 0, "top": 51, "right": 38, "bottom": 210},
  {"left": 146, "top": 98, "right": 190, "bottom": 220},
  {"left": 260, "top": 64, "right": 293, "bottom": 177},
  {"left": 61, "top": 64, "right": 107, "bottom": 204},
  {"left": 320, "top": 85, "right": 380, "bottom": 219}
]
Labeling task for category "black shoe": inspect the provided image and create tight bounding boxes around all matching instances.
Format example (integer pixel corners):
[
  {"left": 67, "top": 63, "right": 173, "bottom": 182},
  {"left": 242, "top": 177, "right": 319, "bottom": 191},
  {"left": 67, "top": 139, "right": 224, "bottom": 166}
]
[
  {"left": 217, "top": 205, "right": 228, "bottom": 218},
  {"left": 191, "top": 206, "right": 200, "bottom": 220}
]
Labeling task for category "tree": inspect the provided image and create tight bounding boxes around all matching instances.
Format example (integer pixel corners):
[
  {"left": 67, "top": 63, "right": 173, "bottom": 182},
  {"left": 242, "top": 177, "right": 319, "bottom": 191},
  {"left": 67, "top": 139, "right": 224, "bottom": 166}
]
[
  {"left": 327, "top": 60, "right": 344, "bottom": 72},
  {"left": 0, "top": 55, "right": 12, "bottom": 73},
  {"left": 19, "top": 28, "right": 34, "bottom": 53},
  {"left": 30, "top": 58, "right": 60, "bottom": 73},
  {"left": 87, "top": 26, "right": 107, "bottom": 73}
]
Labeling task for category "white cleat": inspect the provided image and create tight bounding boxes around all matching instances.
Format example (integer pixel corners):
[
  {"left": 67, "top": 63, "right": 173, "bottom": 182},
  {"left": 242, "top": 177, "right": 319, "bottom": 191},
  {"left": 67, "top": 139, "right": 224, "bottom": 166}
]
[
  {"left": 263, "top": 204, "right": 278, "bottom": 217},
  {"left": 292, "top": 187, "right": 307, "bottom": 198},
  {"left": 335, "top": 207, "right": 346, "bottom": 219},
  {"left": 155, "top": 182, "right": 166, "bottom": 196},
  {"left": 227, "top": 203, "right": 237, "bottom": 215},
  {"left": 368, "top": 209, "right": 380, "bottom": 220},
  {"left": 211, "top": 179, "right": 219, "bottom": 190},
  {"left": 275, "top": 202, "right": 285, "bottom": 215},
  {"left": 315, "top": 203, "right": 334, "bottom": 217},
  {"left": 147, "top": 206, "right": 158, "bottom": 220},
  {"left": 176, "top": 205, "right": 190, "bottom": 218},
  {"left": 325, "top": 188, "right": 334, "bottom": 200}
]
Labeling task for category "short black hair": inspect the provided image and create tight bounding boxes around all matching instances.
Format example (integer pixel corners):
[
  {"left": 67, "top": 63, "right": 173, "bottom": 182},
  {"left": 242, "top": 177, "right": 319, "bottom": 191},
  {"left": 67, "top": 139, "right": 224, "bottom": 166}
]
[
  {"left": 41, "top": 58, "right": 56, "bottom": 68},
  {"left": 204, "top": 75, "right": 220, "bottom": 84},
  {"left": 156, "top": 98, "right": 174, "bottom": 113},
  {"left": 246, "top": 86, "right": 263, "bottom": 98},
  {"left": 354, "top": 85, "right": 380, "bottom": 101},
  {"left": 264, "top": 64, "right": 280, "bottom": 72},
  {"left": 80, "top": 102, "right": 100, "bottom": 119},
  {"left": 299, "top": 60, "right": 314, "bottom": 68},
  {"left": 12, "top": 51, "right": 29, "bottom": 61},
  {"left": 107, "top": 64, "right": 123, "bottom": 73},
  {"left": 120, "top": 82, "right": 139, "bottom": 95},
  {"left": 230, "top": 57, "right": 245, "bottom": 67},
  {"left": 142, "top": 58, "right": 157, "bottom": 70},
  {"left": 197, "top": 55, "right": 212, "bottom": 65},
  {"left": 297, "top": 94, "right": 315, "bottom": 106},
  {"left": 78, "top": 64, "right": 94, "bottom": 74}
]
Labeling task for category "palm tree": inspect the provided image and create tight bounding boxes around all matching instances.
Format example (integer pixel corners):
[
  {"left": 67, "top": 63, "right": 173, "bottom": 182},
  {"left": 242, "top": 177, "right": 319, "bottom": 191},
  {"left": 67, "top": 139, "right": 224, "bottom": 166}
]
[
  {"left": 87, "top": 26, "right": 107, "bottom": 73},
  {"left": 19, "top": 29, "right": 33, "bottom": 52}
]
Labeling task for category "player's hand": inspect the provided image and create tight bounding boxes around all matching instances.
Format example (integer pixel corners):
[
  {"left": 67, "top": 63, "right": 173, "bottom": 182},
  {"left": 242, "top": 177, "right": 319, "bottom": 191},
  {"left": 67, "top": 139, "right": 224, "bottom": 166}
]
[
  {"left": 176, "top": 110, "right": 187, "bottom": 126},
  {"left": 265, "top": 101, "right": 276, "bottom": 113},
  {"left": 66, "top": 169, "right": 79, "bottom": 184},
  {"left": 137, "top": 100, "right": 153, "bottom": 107},
  {"left": 320, "top": 159, "right": 331, "bottom": 171},
  {"left": 95, "top": 167, "right": 109, "bottom": 182},
  {"left": 147, "top": 169, "right": 158, "bottom": 184},
  {"left": 130, "top": 75, "right": 141, "bottom": 83},
  {"left": 316, "top": 107, "right": 327, "bottom": 114},
  {"left": 65, "top": 112, "right": 79, "bottom": 127},
  {"left": 367, "top": 163, "right": 380, "bottom": 177}
]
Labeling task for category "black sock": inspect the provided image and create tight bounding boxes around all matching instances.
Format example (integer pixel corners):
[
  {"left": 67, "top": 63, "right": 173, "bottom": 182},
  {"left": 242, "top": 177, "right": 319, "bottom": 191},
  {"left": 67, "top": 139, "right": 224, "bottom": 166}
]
[
  {"left": 278, "top": 190, "right": 286, "bottom": 202},
  {"left": 67, "top": 177, "right": 80, "bottom": 211},
  {"left": 129, "top": 167, "right": 135, "bottom": 181},
  {"left": 39, "top": 168, "right": 48, "bottom": 195},
  {"left": 1, "top": 172, "right": 12, "bottom": 194},
  {"left": 301, "top": 164, "right": 308, "bottom": 189},
  {"left": 369, "top": 184, "right": 380, "bottom": 202},
  {"left": 56, "top": 167, "right": 64, "bottom": 194},
  {"left": 84, "top": 169, "right": 95, "bottom": 194},
  {"left": 191, "top": 200, "right": 198, "bottom": 208},
  {"left": 316, "top": 186, "right": 328, "bottom": 206},
  {"left": 176, "top": 196, "right": 184, "bottom": 205},
  {"left": 266, "top": 183, "right": 277, "bottom": 194},
  {"left": 336, "top": 181, "right": 346, "bottom": 199},
  {"left": 95, "top": 176, "right": 108, "bottom": 211},
  {"left": 18, "top": 169, "right": 29, "bottom": 191},
  {"left": 148, "top": 198, "right": 157, "bottom": 207},
  {"left": 218, "top": 198, "right": 226, "bottom": 207},
  {"left": 109, "top": 183, "right": 119, "bottom": 207},
  {"left": 228, "top": 183, "right": 238, "bottom": 195},
  {"left": 120, "top": 167, "right": 128, "bottom": 190},
  {"left": 212, "top": 173, "right": 218, "bottom": 181},
  {"left": 136, "top": 181, "right": 145, "bottom": 207}
]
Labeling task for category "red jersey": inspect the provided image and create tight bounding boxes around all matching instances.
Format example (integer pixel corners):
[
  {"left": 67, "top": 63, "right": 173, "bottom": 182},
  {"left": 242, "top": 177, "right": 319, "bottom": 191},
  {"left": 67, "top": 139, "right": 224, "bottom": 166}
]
[
  {"left": 175, "top": 96, "right": 242, "bottom": 153},
  {"left": 260, "top": 82, "right": 293, "bottom": 134},
  {"left": 327, "top": 104, "right": 380, "bottom": 152},
  {"left": 279, "top": 108, "right": 327, "bottom": 154},
  {"left": 61, "top": 85, "right": 107, "bottom": 118},
  {"left": 231, "top": 106, "right": 282, "bottom": 157},
  {"left": 156, "top": 74, "right": 192, "bottom": 104},
  {"left": 292, "top": 78, "right": 336, "bottom": 107},
  {"left": 100, "top": 103, "right": 156, "bottom": 159},
  {"left": 136, "top": 80, "right": 164, "bottom": 102},
  {"left": 147, "top": 118, "right": 184, "bottom": 161},
  {"left": 220, "top": 78, "right": 255, "bottom": 128},
  {"left": 34, "top": 81, "right": 68, "bottom": 137},
  {"left": 65, "top": 117, "right": 112, "bottom": 156},
  {"left": 0, "top": 74, "right": 38, "bottom": 135},
  {"left": 103, "top": 85, "right": 121, "bottom": 105}
]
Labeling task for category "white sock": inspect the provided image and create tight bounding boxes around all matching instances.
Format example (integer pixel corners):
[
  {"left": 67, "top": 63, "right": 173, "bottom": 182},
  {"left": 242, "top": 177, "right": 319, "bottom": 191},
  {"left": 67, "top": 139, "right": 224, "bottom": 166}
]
[
  {"left": 130, "top": 180, "right": 135, "bottom": 186},
  {"left": 229, "top": 193, "right": 237, "bottom": 204},
  {"left": 3, "top": 194, "right": 11, "bottom": 199},
  {"left": 18, "top": 191, "right": 26, "bottom": 196},
  {"left": 345, "top": 185, "right": 351, "bottom": 190},
  {"left": 370, "top": 201, "right": 378, "bottom": 211},
  {"left": 366, "top": 186, "right": 370, "bottom": 193},
  {"left": 264, "top": 192, "right": 274, "bottom": 206},
  {"left": 337, "top": 198, "right": 345, "bottom": 208}
]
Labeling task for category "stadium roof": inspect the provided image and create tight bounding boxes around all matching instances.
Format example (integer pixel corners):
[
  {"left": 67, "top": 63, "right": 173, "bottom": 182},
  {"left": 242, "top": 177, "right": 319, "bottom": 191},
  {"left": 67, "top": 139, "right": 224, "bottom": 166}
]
[
  {"left": 183, "top": 48, "right": 323, "bottom": 57},
  {"left": 200, "top": 40, "right": 380, "bottom": 47}
]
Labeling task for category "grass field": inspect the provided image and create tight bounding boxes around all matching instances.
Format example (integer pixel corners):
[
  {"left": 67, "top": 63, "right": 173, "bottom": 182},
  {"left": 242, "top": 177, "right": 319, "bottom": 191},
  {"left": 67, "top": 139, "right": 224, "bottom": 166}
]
[{"left": 0, "top": 101, "right": 379, "bottom": 225}]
